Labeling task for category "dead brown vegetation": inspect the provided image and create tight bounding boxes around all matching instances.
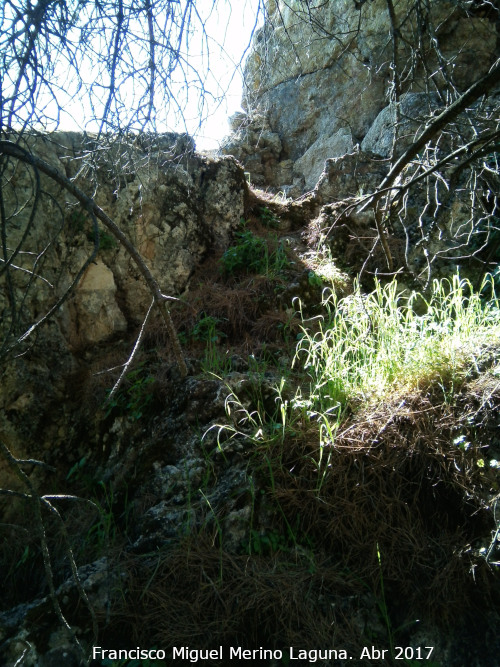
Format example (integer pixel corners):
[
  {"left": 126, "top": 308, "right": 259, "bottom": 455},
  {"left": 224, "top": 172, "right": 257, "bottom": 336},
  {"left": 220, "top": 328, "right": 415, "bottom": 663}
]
[{"left": 96, "top": 371, "right": 499, "bottom": 663}]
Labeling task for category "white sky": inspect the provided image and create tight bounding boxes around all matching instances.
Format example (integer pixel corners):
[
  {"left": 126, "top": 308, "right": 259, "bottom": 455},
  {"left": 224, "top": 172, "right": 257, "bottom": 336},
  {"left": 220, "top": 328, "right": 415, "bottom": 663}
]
[
  {"left": 52, "top": 0, "right": 263, "bottom": 151},
  {"left": 187, "top": 0, "right": 263, "bottom": 150}
]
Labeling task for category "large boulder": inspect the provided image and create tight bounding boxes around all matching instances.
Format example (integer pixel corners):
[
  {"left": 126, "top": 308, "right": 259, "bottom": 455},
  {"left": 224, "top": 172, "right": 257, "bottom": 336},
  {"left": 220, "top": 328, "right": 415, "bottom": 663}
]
[{"left": 361, "top": 93, "right": 440, "bottom": 158}]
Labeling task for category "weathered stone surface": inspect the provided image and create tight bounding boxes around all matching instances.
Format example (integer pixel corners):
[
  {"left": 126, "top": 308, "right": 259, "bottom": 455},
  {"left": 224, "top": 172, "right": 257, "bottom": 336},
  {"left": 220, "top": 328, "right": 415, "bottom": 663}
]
[
  {"left": 1, "top": 133, "right": 246, "bottom": 337},
  {"left": 0, "top": 132, "right": 247, "bottom": 473},
  {"left": 295, "top": 128, "right": 354, "bottom": 191},
  {"left": 224, "top": 0, "right": 498, "bottom": 193},
  {"left": 0, "top": 556, "right": 124, "bottom": 667},
  {"left": 221, "top": 112, "right": 284, "bottom": 187},
  {"left": 257, "top": 63, "right": 382, "bottom": 162},
  {"left": 74, "top": 259, "right": 127, "bottom": 345},
  {"left": 316, "top": 149, "right": 389, "bottom": 202},
  {"left": 361, "top": 93, "right": 440, "bottom": 158}
]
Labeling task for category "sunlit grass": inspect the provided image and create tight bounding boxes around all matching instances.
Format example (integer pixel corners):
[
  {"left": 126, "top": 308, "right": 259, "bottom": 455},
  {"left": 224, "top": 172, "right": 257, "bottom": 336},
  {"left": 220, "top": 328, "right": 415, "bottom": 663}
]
[
  {"left": 208, "top": 273, "right": 499, "bottom": 462},
  {"left": 293, "top": 274, "right": 500, "bottom": 416}
]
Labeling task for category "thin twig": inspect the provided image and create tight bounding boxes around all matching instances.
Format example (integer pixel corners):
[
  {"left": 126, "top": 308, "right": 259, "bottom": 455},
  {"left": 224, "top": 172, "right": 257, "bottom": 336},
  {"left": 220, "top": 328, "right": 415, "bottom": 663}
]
[
  {"left": 0, "top": 439, "right": 92, "bottom": 665},
  {"left": 107, "top": 297, "right": 155, "bottom": 402},
  {"left": 0, "top": 140, "right": 188, "bottom": 376}
]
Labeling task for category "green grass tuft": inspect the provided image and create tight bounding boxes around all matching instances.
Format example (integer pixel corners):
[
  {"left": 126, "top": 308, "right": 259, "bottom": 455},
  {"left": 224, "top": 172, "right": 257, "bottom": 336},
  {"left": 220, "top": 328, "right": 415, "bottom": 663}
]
[{"left": 293, "top": 273, "right": 500, "bottom": 416}]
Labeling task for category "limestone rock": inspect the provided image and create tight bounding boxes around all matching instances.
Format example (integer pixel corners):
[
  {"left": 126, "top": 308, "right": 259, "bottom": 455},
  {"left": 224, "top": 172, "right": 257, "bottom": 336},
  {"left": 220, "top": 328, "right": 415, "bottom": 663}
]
[
  {"left": 316, "top": 149, "right": 389, "bottom": 202},
  {"left": 226, "top": 0, "right": 498, "bottom": 193},
  {"left": 0, "top": 132, "right": 247, "bottom": 468},
  {"left": 295, "top": 128, "right": 354, "bottom": 191},
  {"left": 361, "top": 93, "right": 440, "bottom": 158},
  {"left": 74, "top": 259, "right": 127, "bottom": 345},
  {"left": 222, "top": 114, "right": 284, "bottom": 187}
]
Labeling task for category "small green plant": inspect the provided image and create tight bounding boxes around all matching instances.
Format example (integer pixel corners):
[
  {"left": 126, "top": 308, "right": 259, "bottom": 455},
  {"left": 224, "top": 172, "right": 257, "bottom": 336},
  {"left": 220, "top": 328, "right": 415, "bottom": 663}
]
[
  {"left": 221, "top": 225, "right": 267, "bottom": 275},
  {"left": 190, "top": 315, "right": 231, "bottom": 374},
  {"left": 66, "top": 455, "right": 87, "bottom": 482},
  {"left": 220, "top": 222, "right": 289, "bottom": 278},
  {"left": 14, "top": 545, "right": 33, "bottom": 572},
  {"left": 67, "top": 206, "right": 117, "bottom": 250},
  {"left": 276, "top": 321, "right": 293, "bottom": 344},
  {"left": 270, "top": 240, "right": 290, "bottom": 277},
  {"left": 293, "top": 273, "right": 500, "bottom": 417},
  {"left": 191, "top": 314, "right": 226, "bottom": 344},
  {"left": 247, "top": 528, "right": 289, "bottom": 555},
  {"left": 307, "top": 270, "right": 323, "bottom": 288},
  {"left": 482, "top": 262, "right": 500, "bottom": 294},
  {"left": 312, "top": 409, "right": 342, "bottom": 494},
  {"left": 200, "top": 490, "right": 224, "bottom": 580},
  {"left": 259, "top": 206, "right": 280, "bottom": 229},
  {"left": 78, "top": 481, "right": 118, "bottom": 557},
  {"left": 105, "top": 363, "right": 155, "bottom": 420},
  {"left": 87, "top": 226, "right": 118, "bottom": 250},
  {"left": 67, "top": 207, "right": 88, "bottom": 231},
  {"left": 201, "top": 343, "right": 232, "bottom": 376}
]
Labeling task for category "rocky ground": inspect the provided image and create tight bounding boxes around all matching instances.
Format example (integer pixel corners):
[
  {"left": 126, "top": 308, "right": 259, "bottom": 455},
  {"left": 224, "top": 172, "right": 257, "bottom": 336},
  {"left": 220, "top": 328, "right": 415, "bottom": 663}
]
[
  {"left": 1, "top": 2, "right": 499, "bottom": 665},
  {"left": 1, "top": 187, "right": 499, "bottom": 666}
]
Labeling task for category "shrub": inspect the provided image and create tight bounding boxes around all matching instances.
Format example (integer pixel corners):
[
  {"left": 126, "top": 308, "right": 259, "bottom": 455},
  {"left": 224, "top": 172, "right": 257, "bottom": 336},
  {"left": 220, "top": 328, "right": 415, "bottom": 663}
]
[{"left": 220, "top": 224, "right": 289, "bottom": 278}]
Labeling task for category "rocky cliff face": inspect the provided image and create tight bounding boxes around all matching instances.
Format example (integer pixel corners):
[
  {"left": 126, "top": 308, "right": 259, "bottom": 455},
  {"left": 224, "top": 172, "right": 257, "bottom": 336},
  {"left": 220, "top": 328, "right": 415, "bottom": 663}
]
[
  {"left": 223, "top": 0, "right": 498, "bottom": 193},
  {"left": 221, "top": 0, "right": 499, "bottom": 288},
  {"left": 1, "top": 4, "right": 499, "bottom": 665},
  {"left": 0, "top": 133, "right": 246, "bottom": 482}
]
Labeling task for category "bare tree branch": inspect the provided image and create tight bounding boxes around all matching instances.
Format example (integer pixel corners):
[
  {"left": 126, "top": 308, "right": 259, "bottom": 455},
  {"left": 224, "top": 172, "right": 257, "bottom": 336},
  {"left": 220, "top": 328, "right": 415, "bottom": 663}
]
[
  {"left": 0, "top": 139, "right": 188, "bottom": 375},
  {"left": 0, "top": 439, "right": 93, "bottom": 665},
  {"left": 379, "top": 59, "right": 500, "bottom": 193}
]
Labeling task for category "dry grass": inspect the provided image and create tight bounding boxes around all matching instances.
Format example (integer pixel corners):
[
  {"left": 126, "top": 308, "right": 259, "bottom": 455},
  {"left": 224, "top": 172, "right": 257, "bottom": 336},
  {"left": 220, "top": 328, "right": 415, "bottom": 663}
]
[
  {"left": 95, "top": 372, "right": 499, "bottom": 663},
  {"left": 270, "top": 385, "right": 498, "bottom": 621},
  {"left": 92, "top": 271, "right": 500, "bottom": 659},
  {"left": 105, "top": 537, "right": 364, "bottom": 655}
]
